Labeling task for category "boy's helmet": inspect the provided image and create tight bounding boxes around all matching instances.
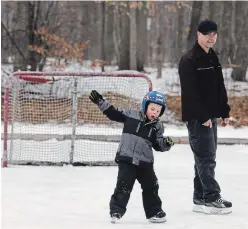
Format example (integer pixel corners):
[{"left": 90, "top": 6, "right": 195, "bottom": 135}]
[{"left": 141, "top": 91, "right": 166, "bottom": 116}]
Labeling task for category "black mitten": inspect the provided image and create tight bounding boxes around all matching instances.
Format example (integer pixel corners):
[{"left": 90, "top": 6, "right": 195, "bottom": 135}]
[
  {"left": 164, "top": 137, "right": 174, "bottom": 147},
  {"left": 89, "top": 90, "right": 103, "bottom": 104}
]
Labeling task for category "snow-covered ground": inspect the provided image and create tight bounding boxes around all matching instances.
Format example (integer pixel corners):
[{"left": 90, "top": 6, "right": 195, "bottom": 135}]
[{"left": 1, "top": 144, "right": 248, "bottom": 229}]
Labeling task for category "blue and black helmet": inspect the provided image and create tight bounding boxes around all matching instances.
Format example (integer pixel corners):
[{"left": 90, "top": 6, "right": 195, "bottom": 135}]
[{"left": 141, "top": 91, "right": 166, "bottom": 116}]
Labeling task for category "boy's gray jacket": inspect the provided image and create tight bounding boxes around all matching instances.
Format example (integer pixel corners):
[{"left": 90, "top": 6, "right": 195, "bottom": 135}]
[{"left": 98, "top": 100, "right": 171, "bottom": 167}]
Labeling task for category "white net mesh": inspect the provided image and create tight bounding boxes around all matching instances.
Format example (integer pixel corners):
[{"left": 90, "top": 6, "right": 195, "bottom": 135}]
[{"left": 4, "top": 72, "right": 152, "bottom": 166}]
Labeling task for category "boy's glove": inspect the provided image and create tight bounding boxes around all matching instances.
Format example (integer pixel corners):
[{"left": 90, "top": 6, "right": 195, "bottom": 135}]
[
  {"left": 89, "top": 90, "right": 103, "bottom": 104},
  {"left": 164, "top": 137, "right": 174, "bottom": 147}
]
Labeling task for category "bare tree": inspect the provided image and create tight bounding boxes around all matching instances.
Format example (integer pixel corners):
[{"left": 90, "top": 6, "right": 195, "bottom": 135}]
[
  {"left": 129, "top": 5, "right": 137, "bottom": 70},
  {"left": 230, "top": 2, "right": 248, "bottom": 81},
  {"left": 113, "top": 3, "right": 130, "bottom": 70},
  {"left": 136, "top": 5, "right": 147, "bottom": 71},
  {"left": 187, "top": 1, "right": 203, "bottom": 50},
  {"left": 1, "top": 1, "right": 59, "bottom": 71},
  {"left": 156, "top": 2, "right": 164, "bottom": 78},
  {"left": 27, "top": 1, "right": 40, "bottom": 71},
  {"left": 1, "top": 1, "right": 248, "bottom": 78},
  {"left": 1, "top": 22, "right": 28, "bottom": 67},
  {"left": 1, "top": 2, "right": 28, "bottom": 70},
  {"left": 100, "top": 1, "right": 107, "bottom": 71},
  {"left": 176, "top": 3, "right": 185, "bottom": 61}
]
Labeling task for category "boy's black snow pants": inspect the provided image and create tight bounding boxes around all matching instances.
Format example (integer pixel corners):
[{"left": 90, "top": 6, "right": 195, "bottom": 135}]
[{"left": 109, "top": 162, "right": 163, "bottom": 219}]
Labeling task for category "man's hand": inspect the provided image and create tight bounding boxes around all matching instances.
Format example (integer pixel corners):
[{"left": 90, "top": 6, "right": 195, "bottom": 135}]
[
  {"left": 89, "top": 90, "right": 103, "bottom": 104},
  {"left": 221, "top": 118, "right": 229, "bottom": 127},
  {"left": 202, "top": 119, "right": 212, "bottom": 128},
  {"left": 164, "top": 137, "right": 174, "bottom": 147}
]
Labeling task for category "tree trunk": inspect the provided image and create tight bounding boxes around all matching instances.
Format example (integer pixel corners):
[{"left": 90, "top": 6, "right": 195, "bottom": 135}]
[
  {"left": 208, "top": 1, "right": 219, "bottom": 21},
  {"left": 219, "top": 2, "right": 232, "bottom": 65},
  {"left": 136, "top": 5, "right": 147, "bottom": 71},
  {"left": 231, "top": 67, "right": 247, "bottom": 81},
  {"left": 156, "top": 2, "right": 164, "bottom": 78},
  {"left": 129, "top": 6, "right": 137, "bottom": 70},
  {"left": 99, "top": 1, "right": 106, "bottom": 72},
  {"left": 176, "top": 3, "right": 185, "bottom": 63},
  {"left": 187, "top": 1, "right": 203, "bottom": 50},
  {"left": 230, "top": 2, "right": 248, "bottom": 81},
  {"left": 112, "top": 4, "right": 121, "bottom": 66},
  {"left": 216, "top": 2, "right": 225, "bottom": 63},
  {"left": 156, "top": 35, "right": 163, "bottom": 79},
  {"left": 13, "top": 2, "right": 28, "bottom": 71},
  {"left": 113, "top": 3, "right": 130, "bottom": 70},
  {"left": 27, "top": 1, "right": 39, "bottom": 71}
]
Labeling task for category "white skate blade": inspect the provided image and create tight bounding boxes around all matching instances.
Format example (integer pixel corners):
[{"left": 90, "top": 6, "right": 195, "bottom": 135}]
[
  {"left": 203, "top": 206, "right": 232, "bottom": 215},
  {"left": 192, "top": 204, "right": 205, "bottom": 213},
  {"left": 148, "top": 217, "right": 166, "bottom": 223}
]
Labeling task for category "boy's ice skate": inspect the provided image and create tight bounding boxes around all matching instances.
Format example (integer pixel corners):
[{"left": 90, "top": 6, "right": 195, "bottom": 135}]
[
  {"left": 111, "top": 213, "right": 121, "bottom": 224},
  {"left": 148, "top": 211, "right": 166, "bottom": 223},
  {"left": 204, "top": 198, "right": 232, "bottom": 214}
]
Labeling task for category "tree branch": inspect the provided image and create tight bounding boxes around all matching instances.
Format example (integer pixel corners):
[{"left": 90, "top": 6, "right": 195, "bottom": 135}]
[
  {"left": 1, "top": 22, "right": 28, "bottom": 64},
  {"left": 1, "top": 67, "right": 11, "bottom": 76},
  {"left": 41, "top": 1, "right": 55, "bottom": 27},
  {"left": 34, "top": 1, "right": 41, "bottom": 30}
]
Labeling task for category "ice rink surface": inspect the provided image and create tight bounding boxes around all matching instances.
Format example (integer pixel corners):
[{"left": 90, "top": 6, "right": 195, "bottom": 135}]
[{"left": 1, "top": 144, "right": 248, "bottom": 229}]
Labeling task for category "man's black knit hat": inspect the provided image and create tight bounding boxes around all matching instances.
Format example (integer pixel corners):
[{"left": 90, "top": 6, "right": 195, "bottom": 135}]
[{"left": 198, "top": 19, "right": 217, "bottom": 35}]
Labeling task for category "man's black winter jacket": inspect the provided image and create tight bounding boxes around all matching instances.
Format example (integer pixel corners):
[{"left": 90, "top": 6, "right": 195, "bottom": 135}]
[{"left": 178, "top": 42, "right": 230, "bottom": 123}]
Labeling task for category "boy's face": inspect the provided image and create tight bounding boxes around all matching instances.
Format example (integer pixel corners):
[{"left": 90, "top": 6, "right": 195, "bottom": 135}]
[{"left": 146, "top": 103, "right": 162, "bottom": 120}]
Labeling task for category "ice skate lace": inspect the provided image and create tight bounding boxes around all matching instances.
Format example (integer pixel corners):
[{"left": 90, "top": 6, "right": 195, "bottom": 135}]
[
  {"left": 156, "top": 211, "right": 166, "bottom": 217},
  {"left": 216, "top": 198, "right": 227, "bottom": 203}
]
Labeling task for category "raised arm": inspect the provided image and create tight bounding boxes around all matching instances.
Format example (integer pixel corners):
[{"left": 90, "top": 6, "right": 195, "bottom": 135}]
[{"left": 89, "top": 90, "right": 127, "bottom": 123}]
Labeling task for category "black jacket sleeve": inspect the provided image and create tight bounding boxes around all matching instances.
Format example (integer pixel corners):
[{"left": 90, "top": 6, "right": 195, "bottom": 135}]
[
  {"left": 152, "top": 123, "right": 171, "bottom": 152},
  {"left": 103, "top": 105, "right": 127, "bottom": 123},
  {"left": 98, "top": 100, "right": 126, "bottom": 123},
  {"left": 217, "top": 66, "right": 231, "bottom": 118},
  {"left": 179, "top": 56, "right": 210, "bottom": 123}
]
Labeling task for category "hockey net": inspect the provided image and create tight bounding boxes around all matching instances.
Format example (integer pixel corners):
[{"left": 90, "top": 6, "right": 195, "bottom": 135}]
[{"left": 2, "top": 71, "right": 152, "bottom": 167}]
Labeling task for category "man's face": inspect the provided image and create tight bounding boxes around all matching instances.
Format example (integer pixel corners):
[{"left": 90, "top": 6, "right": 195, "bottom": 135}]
[{"left": 197, "top": 31, "right": 217, "bottom": 49}]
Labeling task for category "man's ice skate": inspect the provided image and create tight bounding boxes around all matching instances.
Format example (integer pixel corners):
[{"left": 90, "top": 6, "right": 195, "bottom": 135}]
[
  {"left": 203, "top": 198, "right": 232, "bottom": 214},
  {"left": 111, "top": 213, "right": 121, "bottom": 224},
  {"left": 148, "top": 211, "right": 166, "bottom": 223},
  {"left": 192, "top": 198, "right": 205, "bottom": 213}
]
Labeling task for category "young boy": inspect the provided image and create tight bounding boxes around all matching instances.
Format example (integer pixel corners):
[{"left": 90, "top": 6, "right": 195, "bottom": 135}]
[{"left": 89, "top": 90, "right": 174, "bottom": 223}]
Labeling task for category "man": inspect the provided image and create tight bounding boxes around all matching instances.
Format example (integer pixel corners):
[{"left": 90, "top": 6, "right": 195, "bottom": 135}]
[{"left": 178, "top": 19, "right": 232, "bottom": 214}]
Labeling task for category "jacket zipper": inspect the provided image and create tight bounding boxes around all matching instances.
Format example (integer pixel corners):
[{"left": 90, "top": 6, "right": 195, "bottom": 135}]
[
  {"left": 144, "top": 120, "right": 157, "bottom": 126},
  {"left": 148, "top": 128, "right": 153, "bottom": 137},
  {"left": 136, "top": 122, "right": 141, "bottom": 133}
]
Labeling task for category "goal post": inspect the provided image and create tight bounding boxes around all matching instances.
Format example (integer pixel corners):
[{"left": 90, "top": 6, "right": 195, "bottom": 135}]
[
  {"left": 2, "top": 87, "right": 9, "bottom": 168},
  {"left": 2, "top": 71, "right": 152, "bottom": 167}
]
